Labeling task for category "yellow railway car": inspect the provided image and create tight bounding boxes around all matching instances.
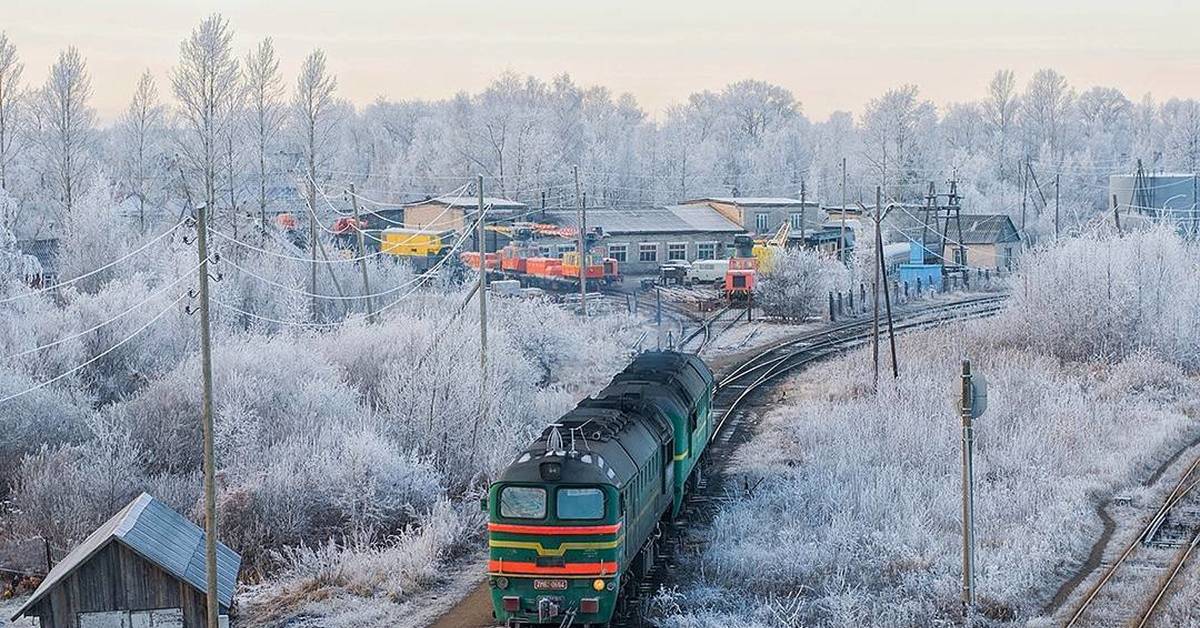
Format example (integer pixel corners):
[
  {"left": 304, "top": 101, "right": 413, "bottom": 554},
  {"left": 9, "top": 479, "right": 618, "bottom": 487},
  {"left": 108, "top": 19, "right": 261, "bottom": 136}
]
[{"left": 379, "top": 227, "right": 457, "bottom": 257}]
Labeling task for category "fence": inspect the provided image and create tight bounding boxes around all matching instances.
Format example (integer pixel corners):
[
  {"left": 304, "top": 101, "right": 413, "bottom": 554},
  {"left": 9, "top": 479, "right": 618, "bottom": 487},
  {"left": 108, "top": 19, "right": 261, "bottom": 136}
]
[{"left": 827, "top": 268, "right": 1010, "bottom": 322}]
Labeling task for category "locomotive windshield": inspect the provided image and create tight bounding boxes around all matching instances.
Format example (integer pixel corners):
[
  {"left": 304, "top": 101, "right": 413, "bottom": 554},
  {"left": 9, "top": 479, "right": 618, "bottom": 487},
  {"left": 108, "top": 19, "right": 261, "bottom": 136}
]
[
  {"left": 556, "top": 487, "right": 605, "bottom": 520},
  {"left": 499, "top": 486, "right": 546, "bottom": 519}
]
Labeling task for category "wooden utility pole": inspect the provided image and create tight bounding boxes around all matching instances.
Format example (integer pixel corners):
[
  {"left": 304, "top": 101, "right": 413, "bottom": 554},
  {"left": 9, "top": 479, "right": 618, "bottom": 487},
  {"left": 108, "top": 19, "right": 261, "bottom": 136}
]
[
  {"left": 872, "top": 186, "right": 881, "bottom": 391},
  {"left": 1054, "top": 174, "right": 1060, "bottom": 239},
  {"left": 307, "top": 182, "right": 319, "bottom": 322},
  {"left": 1019, "top": 158, "right": 1027, "bottom": 234},
  {"left": 349, "top": 184, "right": 374, "bottom": 322},
  {"left": 574, "top": 165, "right": 587, "bottom": 316},
  {"left": 194, "top": 202, "right": 219, "bottom": 628},
  {"left": 799, "top": 180, "right": 807, "bottom": 242},
  {"left": 477, "top": 175, "right": 489, "bottom": 432},
  {"left": 1112, "top": 194, "right": 1122, "bottom": 235},
  {"left": 839, "top": 157, "right": 847, "bottom": 262},
  {"left": 875, "top": 201, "right": 898, "bottom": 379},
  {"left": 960, "top": 360, "right": 978, "bottom": 623}
]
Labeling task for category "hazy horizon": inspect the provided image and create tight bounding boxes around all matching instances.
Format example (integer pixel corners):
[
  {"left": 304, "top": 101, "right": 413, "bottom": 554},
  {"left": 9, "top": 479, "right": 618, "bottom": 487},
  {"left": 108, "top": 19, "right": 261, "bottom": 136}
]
[{"left": 4, "top": 0, "right": 1200, "bottom": 123}]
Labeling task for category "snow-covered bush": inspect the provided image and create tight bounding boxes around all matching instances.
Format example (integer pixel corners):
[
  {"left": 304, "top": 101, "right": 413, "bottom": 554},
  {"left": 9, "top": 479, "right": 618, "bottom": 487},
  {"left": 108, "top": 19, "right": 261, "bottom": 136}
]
[
  {"left": 660, "top": 245, "right": 1200, "bottom": 625},
  {"left": 754, "top": 248, "right": 845, "bottom": 321},
  {"left": 994, "top": 227, "right": 1200, "bottom": 369}
]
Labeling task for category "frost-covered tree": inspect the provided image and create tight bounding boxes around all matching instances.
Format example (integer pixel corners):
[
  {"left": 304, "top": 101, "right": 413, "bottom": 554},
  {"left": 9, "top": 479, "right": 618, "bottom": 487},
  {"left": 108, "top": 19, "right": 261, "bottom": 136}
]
[
  {"left": 36, "top": 46, "right": 95, "bottom": 216},
  {"left": 0, "top": 32, "right": 22, "bottom": 191},
  {"left": 244, "top": 37, "right": 285, "bottom": 231},
  {"left": 861, "top": 85, "right": 936, "bottom": 200},
  {"left": 116, "top": 70, "right": 166, "bottom": 232},
  {"left": 171, "top": 14, "right": 240, "bottom": 217},
  {"left": 292, "top": 48, "right": 340, "bottom": 319},
  {"left": 982, "top": 69, "right": 1019, "bottom": 181},
  {"left": 754, "top": 248, "right": 843, "bottom": 321},
  {"left": 1020, "top": 69, "right": 1074, "bottom": 162}
]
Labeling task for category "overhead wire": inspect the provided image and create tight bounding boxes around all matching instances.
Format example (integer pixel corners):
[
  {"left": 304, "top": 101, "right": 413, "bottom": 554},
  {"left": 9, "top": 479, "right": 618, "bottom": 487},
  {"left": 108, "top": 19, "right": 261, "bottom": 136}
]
[
  {"left": 0, "top": 293, "right": 188, "bottom": 406},
  {"left": 0, "top": 221, "right": 186, "bottom": 305},
  {"left": 1, "top": 261, "right": 203, "bottom": 362}
]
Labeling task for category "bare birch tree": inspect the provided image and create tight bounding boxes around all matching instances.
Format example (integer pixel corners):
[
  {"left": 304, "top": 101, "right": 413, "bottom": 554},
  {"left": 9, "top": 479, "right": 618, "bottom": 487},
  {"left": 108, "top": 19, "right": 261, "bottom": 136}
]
[
  {"left": 171, "top": 14, "right": 239, "bottom": 221},
  {"left": 37, "top": 47, "right": 94, "bottom": 216},
  {"left": 245, "top": 38, "right": 285, "bottom": 233},
  {"left": 117, "top": 70, "right": 165, "bottom": 232},
  {"left": 292, "top": 49, "right": 339, "bottom": 320},
  {"left": 0, "top": 32, "right": 22, "bottom": 192}
]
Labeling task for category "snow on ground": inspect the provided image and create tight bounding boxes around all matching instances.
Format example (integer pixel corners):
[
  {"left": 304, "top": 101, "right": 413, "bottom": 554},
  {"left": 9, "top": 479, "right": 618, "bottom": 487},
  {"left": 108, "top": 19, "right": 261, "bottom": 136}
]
[
  {"left": 653, "top": 302, "right": 1200, "bottom": 625},
  {"left": 1, "top": 597, "right": 35, "bottom": 627}
]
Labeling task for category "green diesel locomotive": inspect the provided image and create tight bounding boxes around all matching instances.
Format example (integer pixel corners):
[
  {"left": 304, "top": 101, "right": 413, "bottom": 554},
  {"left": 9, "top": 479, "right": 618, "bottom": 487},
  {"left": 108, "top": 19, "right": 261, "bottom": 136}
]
[{"left": 483, "top": 351, "right": 716, "bottom": 627}]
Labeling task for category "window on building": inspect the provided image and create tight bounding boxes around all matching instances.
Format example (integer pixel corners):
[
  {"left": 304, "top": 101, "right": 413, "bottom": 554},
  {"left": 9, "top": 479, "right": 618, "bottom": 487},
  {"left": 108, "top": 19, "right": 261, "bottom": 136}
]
[
  {"left": 790, "top": 212, "right": 805, "bottom": 230},
  {"left": 538, "top": 246, "right": 552, "bottom": 257},
  {"left": 639, "top": 243, "right": 658, "bottom": 262},
  {"left": 607, "top": 243, "right": 628, "bottom": 262},
  {"left": 556, "top": 244, "right": 576, "bottom": 258},
  {"left": 755, "top": 213, "right": 770, "bottom": 233},
  {"left": 667, "top": 242, "right": 687, "bottom": 261},
  {"left": 697, "top": 242, "right": 717, "bottom": 260}
]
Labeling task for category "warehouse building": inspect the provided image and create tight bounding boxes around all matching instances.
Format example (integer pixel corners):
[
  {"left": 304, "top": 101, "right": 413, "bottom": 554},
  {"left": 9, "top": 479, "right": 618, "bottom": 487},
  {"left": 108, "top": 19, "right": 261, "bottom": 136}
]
[
  {"left": 681, "top": 197, "right": 824, "bottom": 237},
  {"left": 403, "top": 195, "right": 530, "bottom": 231},
  {"left": 10, "top": 493, "right": 241, "bottom": 628},
  {"left": 545, "top": 205, "right": 746, "bottom": 275}
]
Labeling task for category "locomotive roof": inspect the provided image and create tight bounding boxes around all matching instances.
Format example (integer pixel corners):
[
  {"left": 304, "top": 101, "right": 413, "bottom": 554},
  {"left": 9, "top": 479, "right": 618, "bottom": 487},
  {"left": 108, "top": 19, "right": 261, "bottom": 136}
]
[{"left": 496, "top": 351, "right": 712, "bottom": 490}]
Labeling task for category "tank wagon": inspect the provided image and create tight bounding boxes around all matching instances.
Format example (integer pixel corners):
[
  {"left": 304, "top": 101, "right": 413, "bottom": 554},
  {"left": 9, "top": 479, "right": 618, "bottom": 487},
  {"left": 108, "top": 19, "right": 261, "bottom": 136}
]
[{"left": 483, "top": 351, "right": 715, "bottom": 627}]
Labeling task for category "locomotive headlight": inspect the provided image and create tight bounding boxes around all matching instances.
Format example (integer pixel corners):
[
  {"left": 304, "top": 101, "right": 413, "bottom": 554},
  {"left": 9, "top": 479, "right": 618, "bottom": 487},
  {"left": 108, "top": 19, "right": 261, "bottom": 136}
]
[
  {"left": 494, "top": 576, "right": 509, "bottom": 590},
  {"left": 592, "top": 579, "right": 606, "bottom": 592}
]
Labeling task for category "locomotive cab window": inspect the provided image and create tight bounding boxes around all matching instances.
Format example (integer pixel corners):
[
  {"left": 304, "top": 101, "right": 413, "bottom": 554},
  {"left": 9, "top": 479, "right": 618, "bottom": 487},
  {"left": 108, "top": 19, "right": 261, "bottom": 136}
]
[
  {"left": 556, "top": 487, "right": 605, "bottom": 520},
  {"left": 499, "top": 486, "right": 546, "bottom": 519}
]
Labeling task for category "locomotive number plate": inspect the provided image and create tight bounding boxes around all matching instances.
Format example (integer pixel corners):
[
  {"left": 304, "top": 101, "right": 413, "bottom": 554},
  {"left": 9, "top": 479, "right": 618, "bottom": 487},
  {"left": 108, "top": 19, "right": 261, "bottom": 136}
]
[{"left": 533, "top": 579, "right": 568, "bottom": 591}]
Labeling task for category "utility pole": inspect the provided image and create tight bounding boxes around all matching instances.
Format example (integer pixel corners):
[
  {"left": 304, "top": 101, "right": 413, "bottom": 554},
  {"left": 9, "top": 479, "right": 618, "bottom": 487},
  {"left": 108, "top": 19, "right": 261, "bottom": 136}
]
[
  {"left": 349, "top": 184, "right": 374, "bottom": 323},
  {"left": 960, "top": 360, "right": 978, "bottom": 624},
  {"left": 477, "top": 175, "right": 489, "bottom": 434},
  {"left": 875, "top": 201, "right": 898, "bottom": 379},
  {"left": 839, "top": 157, "right": 848, "bottom": 262},
  {"left": 574, "top": 165, "right": 587, "bottom": 317},
  {"left": 1019, "top": 158, "right": 1027, "bottom": 234},
  {"left": 304, "top": 188, "right": 314, "bottom": 324},
  {"left": 799, "top": 180, "right": 807, "bottom": 242},
  {"left": 194, "top": 202, "right": 219, "bottom": 628},
  {"left": 872, "top": 186, "right": 881, "bottom": 391},
  {"left": 1112, "top": 194, "right": 1122, "bottom": 235},
  {"left": 1054, "top": 174, "right": 1060, "bottom": 239}
]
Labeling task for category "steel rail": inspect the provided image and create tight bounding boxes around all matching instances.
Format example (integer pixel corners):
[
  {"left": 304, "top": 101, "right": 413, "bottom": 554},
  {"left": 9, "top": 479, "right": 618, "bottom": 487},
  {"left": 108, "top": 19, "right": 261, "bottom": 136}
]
[{"left": 1065, "top": 453, "right": 1200, "bottom": 627}]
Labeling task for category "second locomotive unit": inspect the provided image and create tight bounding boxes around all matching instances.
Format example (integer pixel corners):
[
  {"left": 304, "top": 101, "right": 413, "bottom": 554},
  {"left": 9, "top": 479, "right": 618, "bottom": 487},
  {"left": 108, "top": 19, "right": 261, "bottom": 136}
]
[{"left": 483, "top": 351, "right": 716, "bottom": 627}]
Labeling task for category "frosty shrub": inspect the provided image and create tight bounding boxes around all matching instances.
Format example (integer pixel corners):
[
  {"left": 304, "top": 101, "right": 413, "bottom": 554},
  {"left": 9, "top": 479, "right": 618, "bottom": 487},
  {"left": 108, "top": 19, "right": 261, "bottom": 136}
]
[
  {"left": 660, "top": 312, "right": 1200, "bottom": 625},
  {"left": 754, "top": 248, "right": 845, "bottom": 322},
  {"left": 994, "top": 227, "right": 1200, "bottom": 369}
]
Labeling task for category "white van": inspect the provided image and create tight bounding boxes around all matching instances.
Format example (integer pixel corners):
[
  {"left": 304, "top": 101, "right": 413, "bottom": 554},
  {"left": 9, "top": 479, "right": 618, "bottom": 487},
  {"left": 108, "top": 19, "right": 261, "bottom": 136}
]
[{"left": 689, "top": 259, "right": 729, "bottom": 284}]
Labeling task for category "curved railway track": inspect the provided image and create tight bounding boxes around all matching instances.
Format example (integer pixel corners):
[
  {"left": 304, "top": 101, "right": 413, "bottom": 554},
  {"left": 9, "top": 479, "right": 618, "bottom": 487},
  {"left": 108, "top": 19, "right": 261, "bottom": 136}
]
[
  {"left": 430, "top": 292, "right": 1008, "bottom": 628},
  {"left": 1064, "top": 451, "right": 1200, "bottom": 627}
]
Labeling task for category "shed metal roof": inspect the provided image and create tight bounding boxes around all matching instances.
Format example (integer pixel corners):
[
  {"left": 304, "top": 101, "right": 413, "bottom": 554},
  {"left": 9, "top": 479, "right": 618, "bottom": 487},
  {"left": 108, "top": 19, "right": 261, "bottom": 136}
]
[
  {"left": 958, "top": 214, "right": 1020, "bottom": 244},
  {"left": 425, "top": 195, "right": 528, "bottom": 210},
  {"left": 547, "top": 205, "right": 744, "bottom": 235},
  {"left": 11, "top": 493, "right": 241, "bottom": 621},
  {"left": 687, "top": 197, "right": 808, "bottom": 208}
]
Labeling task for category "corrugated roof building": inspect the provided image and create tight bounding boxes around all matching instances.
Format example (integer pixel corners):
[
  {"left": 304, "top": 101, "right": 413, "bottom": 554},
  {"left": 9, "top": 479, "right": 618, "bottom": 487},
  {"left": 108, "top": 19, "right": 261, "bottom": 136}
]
[
  {"left": 542, "top": 205, "right": 746, "bottom": 275},
  {"left": 10, "top": 493, "right": 241, "bottom": 628}
]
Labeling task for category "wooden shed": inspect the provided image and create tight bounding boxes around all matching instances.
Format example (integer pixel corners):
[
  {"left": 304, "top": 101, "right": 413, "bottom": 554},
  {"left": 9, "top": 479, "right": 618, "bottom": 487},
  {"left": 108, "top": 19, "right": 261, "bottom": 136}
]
[{"left": 9, "top": 493, "right": 241, "bottom": 628}]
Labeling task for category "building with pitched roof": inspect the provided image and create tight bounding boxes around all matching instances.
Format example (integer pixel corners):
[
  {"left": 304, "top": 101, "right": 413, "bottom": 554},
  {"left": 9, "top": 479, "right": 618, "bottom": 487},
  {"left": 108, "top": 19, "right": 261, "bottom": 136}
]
[
  {"left": 545, "top": 205, "right": 747, "bottom": 274},
  {"left": 10, "top": 493, "right": 240, "bottom": 628},
  {"left": 681, "top": 197, "right": 824, "bottom": 237}
]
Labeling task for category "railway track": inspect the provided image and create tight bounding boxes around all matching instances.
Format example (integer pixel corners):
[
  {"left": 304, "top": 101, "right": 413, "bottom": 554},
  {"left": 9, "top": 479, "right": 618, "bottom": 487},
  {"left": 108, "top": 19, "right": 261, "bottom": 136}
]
[
  {"left": 429, "top": 292, "right": 1007, "bottom": 628},
  {"left": 1064, "top": 451, "right": 1200, "bottom": 627},
  {"left": 614, "top": 293, "right": 1008, "bottom": 625}
]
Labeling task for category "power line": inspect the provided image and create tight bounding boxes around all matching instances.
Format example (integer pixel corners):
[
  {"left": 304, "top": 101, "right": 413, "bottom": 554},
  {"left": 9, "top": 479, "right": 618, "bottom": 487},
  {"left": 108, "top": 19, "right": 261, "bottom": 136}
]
[
  {"left": 0, "top": 294, "right": 187, "bottom": 405},
  {"left": 1, "top": 262, "right": 202, "bottom": 362},
  {"left": 0, "top": 221, "right": 186, "bottom": 305}
]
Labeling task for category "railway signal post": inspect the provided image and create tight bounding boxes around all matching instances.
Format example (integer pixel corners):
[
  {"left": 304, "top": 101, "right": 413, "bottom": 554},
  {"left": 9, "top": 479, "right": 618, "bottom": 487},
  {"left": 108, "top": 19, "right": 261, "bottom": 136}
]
[{"left": 959, "top": 360, "right": 987, "bottom": 624}]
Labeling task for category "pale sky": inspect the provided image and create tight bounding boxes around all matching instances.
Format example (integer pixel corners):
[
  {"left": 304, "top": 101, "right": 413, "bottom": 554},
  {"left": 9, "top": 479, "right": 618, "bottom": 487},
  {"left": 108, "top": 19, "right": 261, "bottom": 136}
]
[{"left": 4, "top": 0, "right": 1200, "bottom": 124}]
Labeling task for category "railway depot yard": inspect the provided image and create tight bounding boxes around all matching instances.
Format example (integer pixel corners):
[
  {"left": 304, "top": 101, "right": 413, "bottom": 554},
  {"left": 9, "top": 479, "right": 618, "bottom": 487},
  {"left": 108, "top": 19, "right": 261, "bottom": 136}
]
[{"left": 7, "top": 6, "right": 1200, "bottom": 628}]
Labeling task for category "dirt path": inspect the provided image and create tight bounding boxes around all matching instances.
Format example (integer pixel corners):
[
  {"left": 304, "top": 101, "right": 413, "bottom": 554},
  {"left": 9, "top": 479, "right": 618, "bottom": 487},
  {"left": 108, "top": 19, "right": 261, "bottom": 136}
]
[{"left": 1042, "top": 433, "right": 1200, "bottom": 618}]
